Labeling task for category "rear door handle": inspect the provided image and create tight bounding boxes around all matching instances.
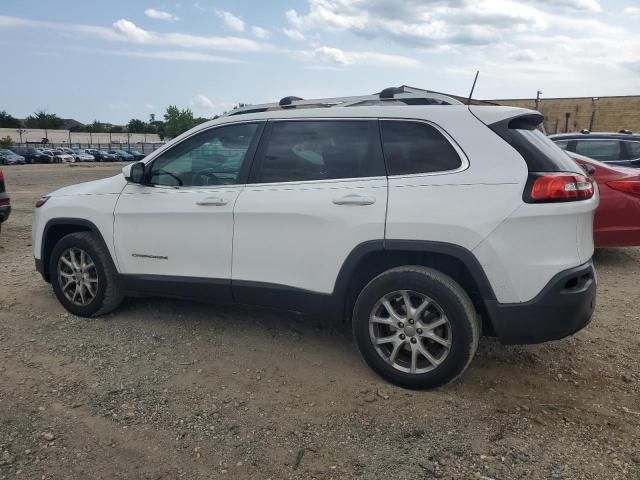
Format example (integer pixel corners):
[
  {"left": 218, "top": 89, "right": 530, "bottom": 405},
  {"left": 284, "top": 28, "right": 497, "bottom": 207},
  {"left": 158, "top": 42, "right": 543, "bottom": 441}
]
[
  {"left": 196, "top": 197, "right": 228, "bottom": 206},
  {"left": 332, "top": 194, "right": 376, "bottom": 206}
]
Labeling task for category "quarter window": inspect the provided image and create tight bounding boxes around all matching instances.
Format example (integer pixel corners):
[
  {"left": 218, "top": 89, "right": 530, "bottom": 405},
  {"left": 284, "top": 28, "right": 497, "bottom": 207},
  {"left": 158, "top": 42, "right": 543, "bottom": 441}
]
[
  {"left": 574, "top": 140, "right": 622, "bottom": 162},
  {"left": 149, "top": 123, "right": 259, "bottom": 187},
  {"left": 380, "top": 121, "right": 462, "bottom": 175},
  {"left": 254, "top": 120, "right": 384, "bottom": 183},
  {"left": 624, "top": 141, "right": 640, "bottom": 159}
]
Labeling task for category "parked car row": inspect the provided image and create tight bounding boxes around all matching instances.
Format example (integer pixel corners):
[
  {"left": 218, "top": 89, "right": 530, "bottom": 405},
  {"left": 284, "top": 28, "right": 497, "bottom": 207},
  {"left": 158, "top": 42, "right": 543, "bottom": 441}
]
[{"left": 2, "top": 147, "right": 147, "bottom": 164}]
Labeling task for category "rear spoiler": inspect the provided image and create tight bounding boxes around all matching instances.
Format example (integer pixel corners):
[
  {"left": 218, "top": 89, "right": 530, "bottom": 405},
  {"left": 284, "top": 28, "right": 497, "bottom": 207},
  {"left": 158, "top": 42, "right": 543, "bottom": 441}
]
[{"left": 469, "top": 106, "right": 542, "bottom": 127}]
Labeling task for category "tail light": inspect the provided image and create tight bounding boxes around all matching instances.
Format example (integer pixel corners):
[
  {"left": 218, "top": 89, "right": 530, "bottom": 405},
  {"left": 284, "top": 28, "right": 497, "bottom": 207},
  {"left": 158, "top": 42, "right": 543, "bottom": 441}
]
[
  {"left": 525, "top": 172, "right": 595, "bottom": 203},
  {"left": 607, "top": 179, "right": 640, "bottom": 198}
]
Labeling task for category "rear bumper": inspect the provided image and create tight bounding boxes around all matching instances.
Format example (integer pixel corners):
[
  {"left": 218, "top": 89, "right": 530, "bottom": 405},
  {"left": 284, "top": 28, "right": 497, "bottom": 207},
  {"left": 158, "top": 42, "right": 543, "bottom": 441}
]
[
  {"left": 486, "top": 261, "right": 596, "bottom": 345},
  {"left": 0, "top": 205, "right": 10, "bottom": 223}
]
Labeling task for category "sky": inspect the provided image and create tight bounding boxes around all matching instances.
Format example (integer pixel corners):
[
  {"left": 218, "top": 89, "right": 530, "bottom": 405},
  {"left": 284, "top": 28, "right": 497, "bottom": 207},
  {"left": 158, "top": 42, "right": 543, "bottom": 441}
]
[{"left": 1, "top": 0, "right": 639, "bottom": 125}]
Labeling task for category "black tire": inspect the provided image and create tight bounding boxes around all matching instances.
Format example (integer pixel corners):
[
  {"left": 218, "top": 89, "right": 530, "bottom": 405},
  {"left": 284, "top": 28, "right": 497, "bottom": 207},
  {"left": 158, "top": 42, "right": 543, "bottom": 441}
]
[
  {"left": 352, "top": 266, "right": 480, "bottom": 389},
  {"left": 49, "top": 231, "right": 124, "bottom": 317}
]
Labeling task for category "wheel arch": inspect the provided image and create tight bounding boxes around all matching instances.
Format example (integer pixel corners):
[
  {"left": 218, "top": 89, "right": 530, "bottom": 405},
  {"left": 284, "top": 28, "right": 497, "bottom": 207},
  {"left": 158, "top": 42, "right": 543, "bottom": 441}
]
[
  {"left": 333, "top": 240, "right": 497, "bottom": 334},
  {"left": 40, "top": 218, "right": 108, "bottom": 282}
]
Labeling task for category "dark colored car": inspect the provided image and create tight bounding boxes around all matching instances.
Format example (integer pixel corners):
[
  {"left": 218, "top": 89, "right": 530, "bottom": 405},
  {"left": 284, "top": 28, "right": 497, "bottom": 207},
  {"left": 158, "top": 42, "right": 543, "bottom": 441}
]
[
  {"left": 11, "top": 147, "right": 52, "bottom": 164},
  {"left": 86, "top": 149, "right": 117, "bottom": 162},
  {"left": 0, "top": 169, "right": 10, "bottom": 232},
  {"left": 108, "top": 150, "right": 135, "bottom": 161},
  {"left": 125, "top": 150, "right": 145, "bottom": 161},
  {"left": 550, "top": 131, "right": 640, "bottom": 168}
]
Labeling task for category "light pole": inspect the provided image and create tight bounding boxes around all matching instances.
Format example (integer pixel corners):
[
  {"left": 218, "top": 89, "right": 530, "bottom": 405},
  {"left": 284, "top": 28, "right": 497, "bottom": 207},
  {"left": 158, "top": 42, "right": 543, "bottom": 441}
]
[
  {"left": 16, "top": 128, "right": 25, "bottom": 144},
  {"left": 589, "top": 97, "right": 599, "bottom": 132},
  {"left": 535, "top": 90, "right": 542, "bottom": 110}
]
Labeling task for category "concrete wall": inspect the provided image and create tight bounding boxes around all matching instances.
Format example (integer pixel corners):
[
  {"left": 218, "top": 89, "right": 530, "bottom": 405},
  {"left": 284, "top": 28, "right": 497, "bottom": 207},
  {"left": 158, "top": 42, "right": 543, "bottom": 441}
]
[
  {"left": 489, "top": 96, "right": 640, "bottom": 134},
  {"left": 0, "top": 128, "right": 161, "bottom": 144}
]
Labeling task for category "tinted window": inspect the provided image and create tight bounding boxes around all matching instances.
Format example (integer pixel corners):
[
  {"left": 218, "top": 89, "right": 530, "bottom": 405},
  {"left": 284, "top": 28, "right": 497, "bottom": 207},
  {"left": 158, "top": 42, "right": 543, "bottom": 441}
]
[
  {"left": 380, "top": 121, "right": 462, "bottom": 175},
  {"left": 624, "top": 141, "right": 640, "bottom": 159},
  {"left": 149, "top": 123, "right": 259, "bottom": 187},
  {"left": 255, "top": 121, "right": 383, "bottom": 183},
  {"left": 574, "top": 140, "right": 622, "bottom": 162},
  {"left": 553, "top": 140, "right": 569, "bottom": 150}
]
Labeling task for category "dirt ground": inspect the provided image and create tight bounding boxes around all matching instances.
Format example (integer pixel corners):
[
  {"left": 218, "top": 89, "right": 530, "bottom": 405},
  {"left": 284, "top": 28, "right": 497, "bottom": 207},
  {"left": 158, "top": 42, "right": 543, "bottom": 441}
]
[{"left": 0, "top": 163, "right": 638, "bottom": 480}]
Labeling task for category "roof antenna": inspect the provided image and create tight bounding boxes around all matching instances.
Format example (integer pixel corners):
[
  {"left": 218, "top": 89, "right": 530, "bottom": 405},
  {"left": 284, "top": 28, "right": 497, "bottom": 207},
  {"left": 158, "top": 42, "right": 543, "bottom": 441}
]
[{"left": 466, "top": 70, "right": 479, "bottom": 105}]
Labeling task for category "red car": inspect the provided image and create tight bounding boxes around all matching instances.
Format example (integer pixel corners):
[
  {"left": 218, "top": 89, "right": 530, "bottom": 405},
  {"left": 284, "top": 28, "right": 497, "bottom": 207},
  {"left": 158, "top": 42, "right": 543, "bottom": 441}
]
[
  {"left": 0, "top": 169, "right": 10, "bottom": 233},
  {"left": 567, "top": 152, "right": 640, "bottom": 248}
]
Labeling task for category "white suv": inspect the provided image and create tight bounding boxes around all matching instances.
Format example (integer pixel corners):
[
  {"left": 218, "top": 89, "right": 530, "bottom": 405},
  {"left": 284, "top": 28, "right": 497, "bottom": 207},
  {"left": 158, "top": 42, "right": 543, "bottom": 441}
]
[{"left": 32, "top": 90, "right": 598, "bottom": 388}]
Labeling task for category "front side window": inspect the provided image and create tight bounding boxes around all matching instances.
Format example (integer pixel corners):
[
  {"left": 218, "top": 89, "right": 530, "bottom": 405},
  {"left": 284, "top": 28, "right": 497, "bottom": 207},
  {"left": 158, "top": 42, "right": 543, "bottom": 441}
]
[
  {"left": 149, "top": 123, "right": 259, "bottom": 187},
  {"left": 254, "top": 120, "right": 383, "bottom": 183},
  {"left": 574, "top": 140, "right": 622, "bottom": 162},
  {"left": 380, "top": 120, "right": 462, "bottom": 175}
]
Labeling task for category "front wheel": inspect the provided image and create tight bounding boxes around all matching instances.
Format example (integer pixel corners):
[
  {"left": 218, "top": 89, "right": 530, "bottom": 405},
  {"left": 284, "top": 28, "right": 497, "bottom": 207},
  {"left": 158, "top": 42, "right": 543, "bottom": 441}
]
[
  {"left": 49, "top": 232, "right": 124, "bottom": 317},
  {"left": 352, "top": 266, "right": 480, "bottom": 389}
]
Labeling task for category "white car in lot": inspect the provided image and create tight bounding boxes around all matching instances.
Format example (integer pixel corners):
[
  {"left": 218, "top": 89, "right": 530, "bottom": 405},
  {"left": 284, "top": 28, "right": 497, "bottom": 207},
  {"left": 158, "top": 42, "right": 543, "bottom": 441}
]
[
  {"left": 73, "top": 149, "right": 95, "bottom": 162},
  {"left": 31, "top": 90, "right": 599, "bottom": 388},
  {"left": 51, "top": 149, "right": 75, "bottom": 163}
]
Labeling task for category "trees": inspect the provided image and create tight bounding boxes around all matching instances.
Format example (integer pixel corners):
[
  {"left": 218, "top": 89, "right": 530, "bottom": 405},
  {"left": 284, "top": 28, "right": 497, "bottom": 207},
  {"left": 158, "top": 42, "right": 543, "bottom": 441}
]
[
  {"left": 127, "top": 118, "right": 146, "bottom": 134},
  {"left": 24, "top": 110, "right": 64, "bottom": 129},
  {"left": 90, "top": 120, "right": 107, "bottom": 133},
  {"left": 0, "top": 136, "right": 13, "bottom": 148},
  {"left": 0, "top": 111, "right": 21, "bottom": 128},
  {"left": 163, "top": 105, "right": 195, "bottom": 139}
]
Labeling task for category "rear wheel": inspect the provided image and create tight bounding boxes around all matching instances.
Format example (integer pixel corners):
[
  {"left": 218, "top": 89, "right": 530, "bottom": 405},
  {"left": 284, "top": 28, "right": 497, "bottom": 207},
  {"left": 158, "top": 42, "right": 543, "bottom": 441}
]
[
  {"left": 49, "top": 232, "right": 124, "bottom": 317},
  {"left": 352, "top": 266, "right": 480, "bottom": 389}
]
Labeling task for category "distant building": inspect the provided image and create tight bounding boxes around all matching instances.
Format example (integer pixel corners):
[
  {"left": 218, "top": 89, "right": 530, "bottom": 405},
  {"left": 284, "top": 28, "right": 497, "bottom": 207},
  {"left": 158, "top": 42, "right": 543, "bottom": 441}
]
[
  {"left": 487, "top": 96, "right": 640, "bottom": 134},
  {"left": 396, "top": 86, "right": 640, "bottom": 134}
]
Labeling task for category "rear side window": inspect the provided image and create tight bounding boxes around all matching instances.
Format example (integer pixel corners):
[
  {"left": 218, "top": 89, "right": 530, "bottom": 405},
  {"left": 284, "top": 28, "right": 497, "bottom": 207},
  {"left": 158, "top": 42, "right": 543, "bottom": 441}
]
[
  {"left": 574, "top": 140, "right": 622, "bottom": 162},
  {"left": 624, "top": 141, "right": 640, "bottom": 159},
  {"left": 253, "top": 120, "right": 384, "bottom": 183},
  {"left": 380, "top": 121, "right": 462, "bottom": 175},
  {"left": 488, "top": 115, "right": 580, "bottom": 172}
]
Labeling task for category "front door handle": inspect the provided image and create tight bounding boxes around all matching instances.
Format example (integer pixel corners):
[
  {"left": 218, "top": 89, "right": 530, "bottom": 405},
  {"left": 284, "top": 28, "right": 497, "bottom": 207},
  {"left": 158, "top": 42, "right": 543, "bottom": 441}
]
[
  {"left": 196, "top": 197, "right": 228, "bottom": 206},
  {"left": 332, "top": 194, "right": 376, "bottom": 206}
]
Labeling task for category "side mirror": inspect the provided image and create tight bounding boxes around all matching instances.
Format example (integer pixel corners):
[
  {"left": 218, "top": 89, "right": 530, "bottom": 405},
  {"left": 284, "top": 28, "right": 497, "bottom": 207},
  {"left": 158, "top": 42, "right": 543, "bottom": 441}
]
[
  {"left": 128, "top": 162, "right": 146, "bottom": 184},
  {"left": 581, "top": 163, "right": 596, "bottom": 176}
]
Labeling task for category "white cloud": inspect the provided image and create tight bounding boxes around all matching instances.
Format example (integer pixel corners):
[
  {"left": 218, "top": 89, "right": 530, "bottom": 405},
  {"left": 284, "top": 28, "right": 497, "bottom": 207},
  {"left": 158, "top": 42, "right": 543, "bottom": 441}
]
[
  {"left": 509, "top": 49, "right": 539, "bottom": 62},
  {"left": 193, "top": 94, "right": 216, "bottom": 110},
  {"left": 0, "top": 16, "right": 270, "bottom": 52},
  {"left": 623, "top": 6, "right": 640, "bottom": 17},
  {"left": 112, "top": 19, "right": 153, "bottom": 42},
  {"left": 534, "top": 0, "right": 601, "bottom": 12},
  {"left": 298, "top": 46, "right": 419, "bottom": 67},
  {"left": 144, "top": 9, "right": 179, "bottom": 22},
  {"left": 251, "top": 26, "right": 270, "bottom": 39},
  {"left": 110, "top": 49, "right": 244, "bottom": 63},
  {"left": 193, "top": 3, "right": 206, "bottom": 12},
  {"left": 216, "top": 10, "right": 245, "bottom": 32},
  {"left": 283, "top": 28, "right": 305, "bottom": 41},
  {"left": 284, "top": 0, "right": 603, "bottom": 48}
]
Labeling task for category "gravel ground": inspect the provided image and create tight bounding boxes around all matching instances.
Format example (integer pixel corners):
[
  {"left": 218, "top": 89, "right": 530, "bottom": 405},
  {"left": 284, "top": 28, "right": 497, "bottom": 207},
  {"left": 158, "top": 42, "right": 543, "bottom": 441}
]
[{"left": 0, "top": 163, "right": 639, "bottom": 480}]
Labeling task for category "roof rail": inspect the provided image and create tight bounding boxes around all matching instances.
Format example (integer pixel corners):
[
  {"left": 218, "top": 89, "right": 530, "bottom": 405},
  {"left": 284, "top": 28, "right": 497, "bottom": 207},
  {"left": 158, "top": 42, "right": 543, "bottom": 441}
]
[{"left": 224, "top": 87, "right": 463, "bottom": 117}]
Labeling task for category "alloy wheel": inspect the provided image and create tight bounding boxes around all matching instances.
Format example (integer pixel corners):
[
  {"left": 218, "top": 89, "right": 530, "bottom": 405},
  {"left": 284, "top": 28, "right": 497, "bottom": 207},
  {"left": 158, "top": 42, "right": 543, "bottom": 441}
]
[
  {"left": 369, "top": 290, "right": 452, "bottom": 374},
  {"left": 57, "top": 247, "right": 99, "bottom": 306}
]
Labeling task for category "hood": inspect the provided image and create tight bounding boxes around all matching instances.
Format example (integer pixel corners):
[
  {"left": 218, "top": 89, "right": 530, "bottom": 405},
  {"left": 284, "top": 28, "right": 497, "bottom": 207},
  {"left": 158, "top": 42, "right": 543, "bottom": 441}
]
[{"left": 48, "top": 174, "right": 127, "bottom": 197}]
